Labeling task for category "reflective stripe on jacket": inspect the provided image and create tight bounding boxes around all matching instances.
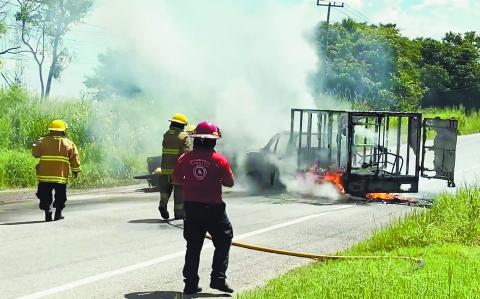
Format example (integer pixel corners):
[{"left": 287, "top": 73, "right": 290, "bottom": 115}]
[
  {"left": 32, "top": 135, "right": 81, "bottom": 184},
  {"left": 160, "top": 127, "right": 192, "bottom": 176}
]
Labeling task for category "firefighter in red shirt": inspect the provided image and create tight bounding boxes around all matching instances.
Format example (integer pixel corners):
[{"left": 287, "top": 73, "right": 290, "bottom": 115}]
[{"left": 172, "top": 121, "right": 235, "bottom": 295}]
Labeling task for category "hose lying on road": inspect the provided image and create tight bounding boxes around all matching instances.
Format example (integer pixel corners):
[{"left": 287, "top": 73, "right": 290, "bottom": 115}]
[
  {"left": 167, "top": 222, "right": 423, "bottom": 267},
  {"left": 204, "top": 234, "right": 424, "bottom": 268}
]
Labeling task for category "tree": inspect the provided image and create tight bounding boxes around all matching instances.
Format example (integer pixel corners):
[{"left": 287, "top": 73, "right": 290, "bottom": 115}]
[
  {"left": 0, "top": 1, "right": 25, "bottom": 57},
  {"left": 418, "top": 32, "right": 480, "bottom": 108},
  {"left": 84, "top": 49, "right": 143, "bottom": 100},
  {"left": 15, "top": 0, "right": 93, "bottom": 97},
  {"left": 312, "top": 18, "right": 425, "bottom": 110},
  {"left": 0, "top": 1, "right": 27, "bottom": 87}
]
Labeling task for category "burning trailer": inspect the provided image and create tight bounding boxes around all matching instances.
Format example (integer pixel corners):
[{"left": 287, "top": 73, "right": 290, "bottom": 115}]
[{"left": 245, "top": 109, "right": 458, "bottom": 199}]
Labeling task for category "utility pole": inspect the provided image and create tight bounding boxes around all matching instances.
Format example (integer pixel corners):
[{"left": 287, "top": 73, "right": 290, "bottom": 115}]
[{"left": 316, "top": 1, "right": 344, "bottom": 59}]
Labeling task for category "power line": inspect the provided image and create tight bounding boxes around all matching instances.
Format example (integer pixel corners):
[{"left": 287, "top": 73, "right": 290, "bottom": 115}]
[
  {"left": 317, "top": 1, "right": 345, "bottom": 25},
  {"left": 344, "top": 4, "right": 375, "bottom": 24},
  {"left": 335, "top": 6, "right": 357, "bottom": 22},
  {"left": 343, "top": 7, "right": 370, "bottom": 23},
  {"left": 317, "top": 0, "right": 345, "bottom": 62},
  {"left": 316, "top": 4, "right": 367, "bottom": 21}
]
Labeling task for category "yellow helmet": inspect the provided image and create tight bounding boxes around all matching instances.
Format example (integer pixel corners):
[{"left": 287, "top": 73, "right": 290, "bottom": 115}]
[
  {"left": 48, "top": 119, "right": 68, "bottom": 132},
  {"left": 170, "top": 113, "right": 188, "bottom": 124},
  {"left": 185, "top": 124, "right": 196, "bottom": 133}
]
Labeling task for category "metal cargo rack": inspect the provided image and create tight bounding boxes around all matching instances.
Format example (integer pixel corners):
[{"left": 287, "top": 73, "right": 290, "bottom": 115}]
[{"left": 290, "top": 109, "right": 458, "bottom": 196}]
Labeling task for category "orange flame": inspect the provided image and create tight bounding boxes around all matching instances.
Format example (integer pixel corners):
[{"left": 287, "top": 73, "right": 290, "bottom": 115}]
[
  {"left": 322, "top": 170, "right": 345, "bottom": 193},
  {"left": 366, "top": 193, "right": 398, "bottom": 200},
  {"left": 304, "top": 163, "right": 405, "bottom": 201},
  {"left": 304, "top": 163, "right": 346, "bottom": 193}
]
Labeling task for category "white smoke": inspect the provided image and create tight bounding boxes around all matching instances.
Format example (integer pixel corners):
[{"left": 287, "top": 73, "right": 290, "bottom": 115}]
[
  {"left": 88, "top": 0, "right": 320, "bottom": 151},
  {"left": 78, "top": 0, "right": 341, "bottom": 198},
  {"left": 285, "top": 172, "right": 342, "bottom": 202}
]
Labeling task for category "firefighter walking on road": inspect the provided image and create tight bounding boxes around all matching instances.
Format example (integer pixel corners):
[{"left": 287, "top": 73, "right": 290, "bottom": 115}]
[
  {"left": 158, "top": 113, "right": 192, "bottom": 220},
  {"left": 32, "top": 120, "right": 81, "bottom": 222},
  {"left": 172, "top": 121, "right": 235, "bottom": 295}
]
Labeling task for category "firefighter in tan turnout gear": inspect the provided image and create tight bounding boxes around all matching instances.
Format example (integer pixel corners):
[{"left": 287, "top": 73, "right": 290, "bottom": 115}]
[
  {"left": 32, "top": 120, "right": 81, "bottom": 222},
  {"left": 158, "top": 113, "right": 193, "bottom": 220}
]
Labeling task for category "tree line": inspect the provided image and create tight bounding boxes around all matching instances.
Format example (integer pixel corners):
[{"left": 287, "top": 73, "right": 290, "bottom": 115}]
[
  {"left": 312, "top": 18, "right": 480, "bottom": 110},
  {"left": 0, "top": 3, "right": 478, "bottom": 109}
]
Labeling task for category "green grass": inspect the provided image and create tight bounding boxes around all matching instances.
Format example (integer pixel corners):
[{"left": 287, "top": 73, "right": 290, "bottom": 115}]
[
  {"left": 0, "top": 149, "right": 144, "bottom": 189},
  {"left": 239, "top": 188, "right": 480, "bottom": 299},
  {"left": 422, "top": 107, "right": 480, "bottom": 136},
  {"left": 0, "top": 86, "right": 161, "bottom": 190},
  {"left": 0, "top": 150, "right": 37, "bottom": 188},
  {"left": 2, "top": 85, "right": 480, "bottom": 190},
  {"left": 386, "top": 107, "right": 480, "bottom": 139}
]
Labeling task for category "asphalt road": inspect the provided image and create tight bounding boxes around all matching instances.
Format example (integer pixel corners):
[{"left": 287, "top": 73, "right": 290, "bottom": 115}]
[{"left": 1, "top": 134, "right": 479, "bottom": 299}]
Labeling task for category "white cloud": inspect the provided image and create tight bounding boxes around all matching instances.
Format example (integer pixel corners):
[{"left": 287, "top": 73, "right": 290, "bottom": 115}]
[
  {"left": 371, "top": 0, "right": 480, "bottom": 38},
  {"left": 344, "top": 0, "right": 365, "bottom": 9}
]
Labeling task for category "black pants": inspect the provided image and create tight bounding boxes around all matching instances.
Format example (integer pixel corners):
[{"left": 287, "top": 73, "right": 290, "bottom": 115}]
[
  {"left": 183, "top": 202, "right": 233, "bottom": 286},
  {"left": 36, "top": 182, "right": 67, "bottom": 211}
]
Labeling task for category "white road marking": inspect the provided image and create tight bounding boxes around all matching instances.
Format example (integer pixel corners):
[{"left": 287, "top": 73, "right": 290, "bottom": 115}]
[{"left": 16, "top": 205, "right": 354, "bottom": 299}]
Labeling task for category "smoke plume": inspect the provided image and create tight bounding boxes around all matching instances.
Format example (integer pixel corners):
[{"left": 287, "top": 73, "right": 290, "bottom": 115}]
[
  {"left": 80, "top": 0, "right": 344, "bottom": 198},
  {"left": 87, "top": 0, "right": 320, "bottom": 151}
]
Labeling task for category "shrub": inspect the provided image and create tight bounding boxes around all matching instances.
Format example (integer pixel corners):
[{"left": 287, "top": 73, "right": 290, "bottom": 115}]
[{"left": 0, "top": 150, "right": 37, "bottom": 188}]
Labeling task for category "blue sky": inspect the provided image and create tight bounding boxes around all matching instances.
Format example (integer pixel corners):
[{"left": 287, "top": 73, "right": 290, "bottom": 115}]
[
  {"left": 257, "top": 0, "right": 479, "bottom": 39},
  {"left": 326, "top": 0, "right": 480, "bottom": 39}
]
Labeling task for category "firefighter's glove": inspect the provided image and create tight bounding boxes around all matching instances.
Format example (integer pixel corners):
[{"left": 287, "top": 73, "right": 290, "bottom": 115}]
[{"left": 153, "top": 167, "right": 163, "bottom": 175}]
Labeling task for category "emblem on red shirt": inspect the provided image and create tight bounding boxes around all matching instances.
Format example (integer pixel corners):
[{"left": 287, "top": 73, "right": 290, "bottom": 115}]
[{"left": 193, "top": 164, "right": 208, "bottom": 181}]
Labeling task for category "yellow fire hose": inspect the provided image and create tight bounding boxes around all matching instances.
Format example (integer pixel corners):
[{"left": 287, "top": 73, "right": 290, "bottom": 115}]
[
  {"left": 164, "top": 219, "right": 425, "bottom": 268},
  {"left": 204, "top": 234, "right": 424, "bottom": 268}
]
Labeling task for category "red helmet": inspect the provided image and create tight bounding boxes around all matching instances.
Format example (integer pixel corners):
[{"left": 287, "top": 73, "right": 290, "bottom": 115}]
[{"left": 191, "top": 121, "right": 221, "bottom": 139}]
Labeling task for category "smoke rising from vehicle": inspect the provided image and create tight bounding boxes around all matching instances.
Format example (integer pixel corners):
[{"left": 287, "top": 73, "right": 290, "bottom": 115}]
[
  {"left": 86, "top": 0, "right": 320, "bottom": 151},
  {"left": 285, "top": 172, "right": 342, "bottom": 202},
  {"left": 82, "top": 0, "right": 347, "bottom": 198}
]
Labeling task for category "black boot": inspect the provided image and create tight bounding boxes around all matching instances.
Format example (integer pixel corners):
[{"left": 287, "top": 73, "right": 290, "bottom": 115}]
[
  {"left": 159, "top": 206, "right": 169, "bottom": 220},
  {"left": 210, "top": 280, "right": 234, "bottom": 293},
  {"left": 45, "top": 210, "right": 52, "bottom": 222},
  {"left": 183, "top": 285, "right": 202, "bottom": 295},
  {"left": 54, "top": 209, "right": 64, "bottom": 221}
]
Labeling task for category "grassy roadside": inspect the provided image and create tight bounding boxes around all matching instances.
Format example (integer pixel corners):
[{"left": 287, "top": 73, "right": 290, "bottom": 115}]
[
  {"left": 0, "top": 87, "right": 157, "bottom": 190},
  {"left": 0, "top": 149, "right": 143, "bottom": 189},
  {"left": 239, "top": 188, "right": 480, "bottom": 299},
  {"left": 422, "top": 107, "right": 480, "bottom": 135},
  {"left": 2, "top": 85, "right": 480, "bottom": 190}
]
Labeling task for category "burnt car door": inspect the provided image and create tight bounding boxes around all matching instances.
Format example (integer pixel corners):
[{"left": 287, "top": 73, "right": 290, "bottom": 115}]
[{"left": 421, "top": 118, "right": 458, "bottom": 187}]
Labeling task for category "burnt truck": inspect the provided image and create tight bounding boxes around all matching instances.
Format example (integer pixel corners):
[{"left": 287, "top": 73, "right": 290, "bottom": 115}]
[{"left": 245, "top": 109, "right": 458, "bottom": 196}]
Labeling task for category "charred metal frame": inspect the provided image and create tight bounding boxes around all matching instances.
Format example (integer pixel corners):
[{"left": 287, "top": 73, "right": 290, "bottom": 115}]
[
  {"left": 421, "top": 118, "right": 458, "bottom": 187},
  {"left": 290, "top": 109, "right": 432, "bottom": 195},
  {"left": 290, "top": 109, "right": 348, "bottom": 170},
  {"left": 345, "top": 111, "right": 422, "bottom": 195}
]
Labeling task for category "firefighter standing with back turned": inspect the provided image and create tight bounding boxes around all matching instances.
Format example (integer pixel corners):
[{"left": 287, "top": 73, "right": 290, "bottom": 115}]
[
  {"left": 158, "top": 113, "right": 192, "bottom": 220},
  {"left": 32, "top": 120, "right": 81, "bottom": 222},
  {"left": 172, "top": 121, "right": 235, "bottom": 295}
]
